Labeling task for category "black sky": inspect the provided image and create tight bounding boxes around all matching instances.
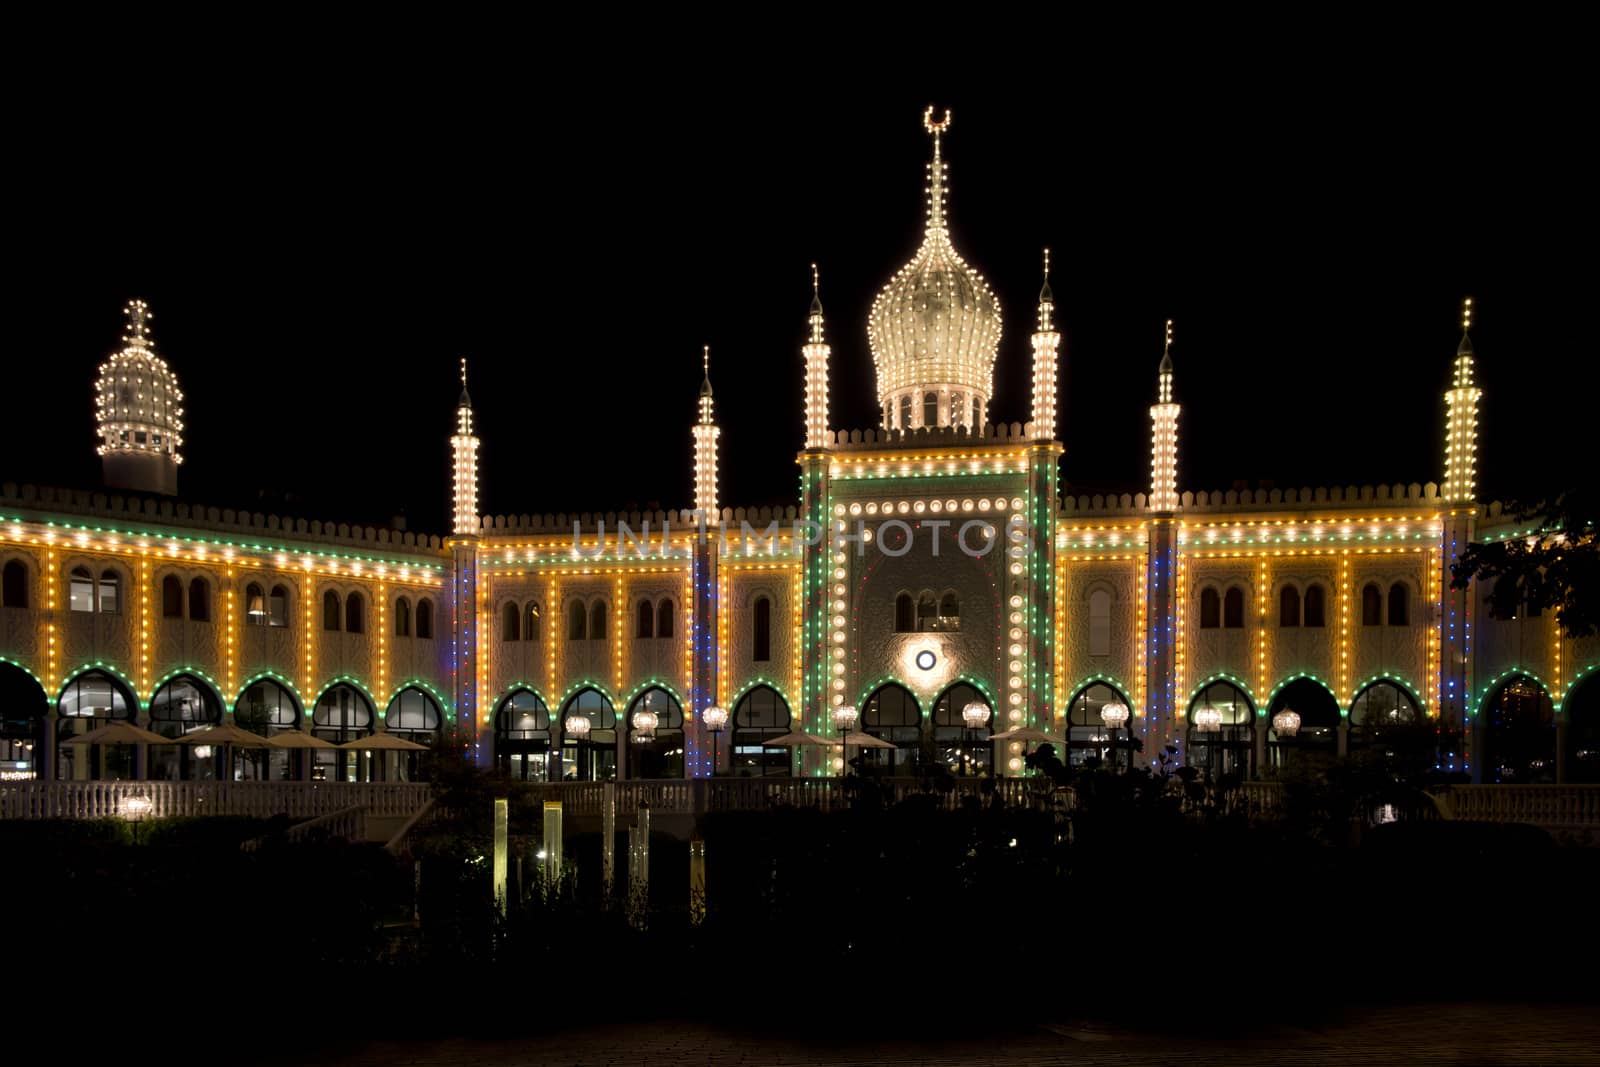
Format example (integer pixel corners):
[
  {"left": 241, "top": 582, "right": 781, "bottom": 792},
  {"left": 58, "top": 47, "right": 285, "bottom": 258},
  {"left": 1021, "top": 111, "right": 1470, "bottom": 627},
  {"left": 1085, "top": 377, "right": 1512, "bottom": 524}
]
[{"left": 4, "top": 30, "right": 1591, "bottom": 534}]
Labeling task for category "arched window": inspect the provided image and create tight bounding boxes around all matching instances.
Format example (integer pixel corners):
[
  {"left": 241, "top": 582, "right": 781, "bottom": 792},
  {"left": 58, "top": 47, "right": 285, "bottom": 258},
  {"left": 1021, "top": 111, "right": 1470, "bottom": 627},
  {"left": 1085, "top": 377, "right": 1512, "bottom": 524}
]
[
  {"left": 899, "top": 395, "right": 912, "bottom": 430},
  {"left": 732, "top": 685, "right": 791, "bottom": 777},
  {"left": 1304, "top": 583, "right": 1326, "bottom": 627},
  {"left": 416, "top": 598, "right": 433, "bottom": 639},
  {"left": 1349, "top": 681, "right": 1423, "bottom": 758},
  {"left": 495, "top": 689, "right": 552, "bottom": 780},
  {"left": 55, "top": 670, "right": 137, "bottom": 781},
  {"left": 950, "top": 392, "right": 964, "bottom": 425},
  {"left": 932, "top": 682, "right": 989, "bottom": 774},
  {"left": 0, "top": 661, "right": 46, "bottom": 778},
  {"left": 1279, "top": 586, "right": 1301, "bottom": 628},
  {"left": 657, "top": 598, "right": 673, "bottom": 638},
  {"left": 1565, "top": 675, "right": 1600, "bottom": 783},
  {"left": 269, "top": 584, "right": 289, "bottom": 628},
  {"left": 753, "top": 595, "right": 771, "bottom": 661},
  {"left": 344, "top": 592, "right": 365, "bottom": 634},
  {"left": 161, "top": 574, "right": 183, "bottom": 618},
  {"left": 148, "top": 675, "right": 223, "bottom": 781},
  {"left": 97, "top": 570, "right": 120, "bottom": 614},
  {"left": 385, "top": 687, "right": 442, "bottom": 780},
  {"left": 245, "top": 582, "right": 267, "bottom": 626},
  {"left": 1482, "top": 675, "right": 1555, "bottom": 784},
  {"left": 395, "top": 597, "right": 411, "bottom": 638},
  {"left": 972, "top": 396, "right": 981, "bottom": 426},
  {"left": 590, "top": 600, "right": 607, "bottom": 640},
  {"left": 917, "top": 592, "right": 937, "bottom": 630},
  {"left": 1, "top": 560, "right": 27, "bottom": 609},
  {"left": 503, "top": 601, "right": 521, "bottom": 642},
  {"left": 234, "top": 678, "right": 300, "bottom": 781},
  {"left": 525, "top": 601, "right": 540, "bottom": 641},
  {"left": 69, "top": 566, "right": 94, "bottom": 613},
  {"left": 1199, "top": 587, "right": 1220, "bottom": 629},
  {"left": 568, "top": 601, "right": 587, "bottom": 640},
  {"left": 1088, "top": 588, "right": 1111, "bottom": 656},
  {"left": 188, "top": 578, "right": 210, "bottom": 622},
  {"left": 1361, "top": 583, "right": 1382, "bottom": 626},
  {"left": 1266, "top": 678, "right": 1340, "bottom": 768},
  {"left": 1387, "top": 582, "right": 1409, "bottom": 626},
  {"left": 1187, "top": 680, "right": 1255, "bottom": 779},
  {"left": 923, "top": 391, "right": 938, "bottom": 426},
  {"left": 560, "top": 688, "right": 617, "bottom": 781},
  {"left": 1223, "top": 586, "right": 1244, "bottom": 628},
  {"left": 894, "top": 592, "right": 914, "bottom": 633},
  {"left": 322, "top": 590, "right": 341, "bottom": 631},
  {"left": 1066, "top": 682, "right": 1131, "bottom": 768},
  {"left": 939, "top": 591, "right": 961, "bottom": 631},
  {"left": 636, "top": 599, "right": 654, "bottom": 639},
  {"left": 313, "top": 684, "right": 374, "bottom": 781},
  {"left": 626, "top": 686, "right": 686, "bottom": 779},
  {"left": 861, "top": 684, "right": 921, "bottom": 776}
]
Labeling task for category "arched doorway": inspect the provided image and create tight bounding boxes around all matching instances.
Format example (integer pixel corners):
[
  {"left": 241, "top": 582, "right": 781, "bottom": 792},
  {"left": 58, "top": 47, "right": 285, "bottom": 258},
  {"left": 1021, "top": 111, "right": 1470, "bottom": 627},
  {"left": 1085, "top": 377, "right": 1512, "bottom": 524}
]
[
  {"left": 625, "top": 687, "right": 685, "bottom": 779},
  {"left": 385, "top": 687, "right": 443, "bottom": 781},
  {"left": 1349, "top": 681, "right": 1429, "bottom": 770},
  {"left": 1480, "top": 675, "right": 1555, "bottom": 783},
  {"left": 931, "top": 682, "right": 991, "bottom": 776},
  {"left": 56, "top": 670, "right": 137, "bottom": 780},
  {"left": 858, "top": 684, "right": 921, "bottom": 777},
  {"left": 312, "top": 684, "right": 374, "bottom": 781},
  {"left": 0, "top": 662, "right": 46, "bottom": 779},
  {"left": 495, "top": 689, "right": 553, "bottom": 780},
  {"left": 1187, "top": 680, "right": 1255, "bottom": 780},
  {"left": 1566, "top": 674, "right": 1600, "bottom": 784},
  {"left": 235, "top": 679, "right": 302, "bottom": 780},
  {"left": 731, "top": 686, "right": 791, "bottom": 777},
  {"left": 1065, "top": 682, "right": 1132, "bottom": 770},
  {"left": 560, "top": 688, "right": 617, "bottom": 781},
  {"left": 148, "top": 675, "right": 223, "bottom": 780},
  {"left": 1267, "top": 679, "right": 1340, "bottom": 770}
]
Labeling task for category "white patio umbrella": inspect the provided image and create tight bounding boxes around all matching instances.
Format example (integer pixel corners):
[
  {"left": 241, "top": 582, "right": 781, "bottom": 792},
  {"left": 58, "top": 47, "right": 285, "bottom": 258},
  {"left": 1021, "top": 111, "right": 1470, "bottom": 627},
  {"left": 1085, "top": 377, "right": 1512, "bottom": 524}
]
[
  {"left": 62, "top": 722, "right": 170, "bottom": 746},
  {"left": 339, "top": 733, "right": 429, "bottom": 752},
  {"left": 265, "top": 732, "right": 340, "bottom": 750},
  {"left": 174, "top": 724, "right": 273, "bottom": 747},
  {"left": 987, "top": 726, "right": 1067, "bottom": 746},
  {"left": 836, "top": 731, "right": 896, "bottom": 749},
  {"left": 758, "top": 730, "right": 834, "bottom": 748}
]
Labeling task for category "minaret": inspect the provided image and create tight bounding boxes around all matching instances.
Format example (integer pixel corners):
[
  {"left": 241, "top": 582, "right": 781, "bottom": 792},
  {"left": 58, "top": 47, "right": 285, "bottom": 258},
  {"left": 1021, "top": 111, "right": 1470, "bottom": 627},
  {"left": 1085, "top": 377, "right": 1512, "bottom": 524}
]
[
  {"left": 1440, "top": 297, "right": 1480, "bottom": 780},
  {"left": 97, "top": 299, "right": 184, "bottom": 495},
  {"left": 448, "top": 358, "right": 484, "bottom": 765},
  {"left": 692, "top": 346, "right": 720, "bottom": 518},
  {"left": 1146, "top": 320, "right": 1181, "bottom": 767},
  {"left": 1030, "top": 249, "right": 1060, "bottom": 440},
  {"left": 803, "top": 264, "right": 831, "bottom": 449},
  {"left": 1149, "top": 320, "right": 1180, "bottom": 513},
  {"left": 1442, "top": 297, "right": 1481, "bottom": 504},
  {"left": 688, "top": 347, "right": 721, "bottom": 777}
]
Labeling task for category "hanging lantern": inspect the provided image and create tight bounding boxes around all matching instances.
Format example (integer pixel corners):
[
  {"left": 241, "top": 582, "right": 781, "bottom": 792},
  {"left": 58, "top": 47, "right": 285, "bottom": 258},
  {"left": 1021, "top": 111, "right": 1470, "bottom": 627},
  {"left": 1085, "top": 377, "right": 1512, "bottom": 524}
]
[
  {"left": 630, "top": 702, "right": 659, "bottom": 742},
  {"left": 1193, "top": 707, "right": 1223, "bottom": 732},
  {"left": 566, "top": 714, "right": 592, "bottom": 741},
  {"left": 1272, "top": 708, "right": 1302, "bottom": 737},
  {"left": 702, "top": 705, "right": 729, "bottom": 733},
  {"left": 247, "top": 594, "right": 266, "bottom": 617},
  {"left": 1100, "top": 702, "right": 1130, "bottom": 730},
  {"left": 961, "top": 701, "right": 991, "bottom": 730},
  {"left": 833, "top": 704, "right": 859, "bottom": 733}
]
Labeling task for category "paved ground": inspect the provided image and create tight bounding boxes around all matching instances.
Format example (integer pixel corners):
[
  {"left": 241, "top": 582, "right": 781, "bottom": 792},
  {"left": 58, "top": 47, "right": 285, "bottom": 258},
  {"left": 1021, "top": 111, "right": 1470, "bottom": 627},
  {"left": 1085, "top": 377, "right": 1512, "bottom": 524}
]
[{"left": 302, "top": 1003, "right": 1600, "bottom": 1066}]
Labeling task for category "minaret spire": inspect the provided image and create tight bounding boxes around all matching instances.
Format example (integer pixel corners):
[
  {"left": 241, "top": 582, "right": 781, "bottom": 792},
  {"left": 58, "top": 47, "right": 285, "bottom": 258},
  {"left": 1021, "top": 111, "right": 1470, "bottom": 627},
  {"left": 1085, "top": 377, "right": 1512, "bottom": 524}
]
[
  {"left": 804, "top": 263, "right": 832, "bottom": 448},
  {"left": 1029, "top": 247, "right": 1060, "bottom": 440},
  {"left": 1150, "top": 319, "right": 1180, "bottom": 512},
  {"left": 693, "top": 346, "right": 721, "bottom": 516},
  {"left": 923, "top": 106, "right": 951, "bottom": 238},
  {"left": 451, "top": 357, "right": 480, "bottom": 536},
  {"left": 1443, "top": 296, "right": 1482, "bottom": 503}
]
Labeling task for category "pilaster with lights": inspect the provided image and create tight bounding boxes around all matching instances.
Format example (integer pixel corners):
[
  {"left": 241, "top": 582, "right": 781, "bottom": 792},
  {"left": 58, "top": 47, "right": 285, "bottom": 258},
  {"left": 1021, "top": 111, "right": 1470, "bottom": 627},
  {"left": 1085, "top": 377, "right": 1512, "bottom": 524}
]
[
  {"left": 1027, "top": 252, "right": 1063, "bottom": 734},
  {"left": 1440, "top": 298, "right": 1480, "bottom": 779},
  {"left": 1146, "top": 321, "right": 1181, "bottom": 758},
  {"left": 800, "top": 271, "right": 833, "bottom": 773},
  {"left": 448, "top": 359, "right": 485, "bottom": 765},
  {"left": 688, "top": 348, "right": 720, "bottom": 777}
]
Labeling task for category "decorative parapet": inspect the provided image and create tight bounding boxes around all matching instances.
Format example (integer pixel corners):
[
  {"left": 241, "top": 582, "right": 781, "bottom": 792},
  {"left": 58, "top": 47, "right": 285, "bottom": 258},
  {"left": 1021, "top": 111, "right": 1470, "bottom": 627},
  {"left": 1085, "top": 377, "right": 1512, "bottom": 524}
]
[
  {"left": 479, "top": 505, "right": 802, "bottom": 536},
  {"left": 1061, "top": 482, "right": 1444, "bottom": 517},
  {"left": 823, "top": 422, "right": 1036, "bottom": 452}
]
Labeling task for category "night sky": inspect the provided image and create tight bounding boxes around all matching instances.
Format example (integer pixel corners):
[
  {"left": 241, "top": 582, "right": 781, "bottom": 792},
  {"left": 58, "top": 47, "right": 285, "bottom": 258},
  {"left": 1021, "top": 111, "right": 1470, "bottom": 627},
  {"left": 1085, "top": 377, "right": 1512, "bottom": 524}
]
[{"left": 5, "top": 40, "right": 1590, "bottom": 535}]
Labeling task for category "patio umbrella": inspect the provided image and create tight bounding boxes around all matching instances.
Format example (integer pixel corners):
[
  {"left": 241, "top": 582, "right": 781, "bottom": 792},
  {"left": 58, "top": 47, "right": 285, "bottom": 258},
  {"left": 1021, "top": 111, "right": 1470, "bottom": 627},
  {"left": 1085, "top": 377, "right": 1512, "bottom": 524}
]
[
  {"left": 174, "top": 724, "right": 272, "bottom": 747},
  {"left": 339, "top": 733, "right": 429, "bottom": 751},
  {"left": 837, "top": 731, "right": 896, "bottom": 749},
  {"left": 757, "top": 730, "right": 834, "bottom": 748},
  {"left": 62, "top": 722, "right": 171, "bottom": 746},
  {"left": 987, "top": 726, "right": 1067, "bottom": 746},
  {"left": 265, "top": 732, "right": 339, "bottom": 750}
]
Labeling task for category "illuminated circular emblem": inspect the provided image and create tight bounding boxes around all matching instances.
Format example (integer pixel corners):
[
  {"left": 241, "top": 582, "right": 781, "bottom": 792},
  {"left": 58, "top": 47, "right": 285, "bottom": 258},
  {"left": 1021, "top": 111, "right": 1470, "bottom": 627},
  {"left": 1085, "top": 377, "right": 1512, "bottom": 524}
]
[{"left": 915, "top": 650, "right": 937, "bottom": 671}]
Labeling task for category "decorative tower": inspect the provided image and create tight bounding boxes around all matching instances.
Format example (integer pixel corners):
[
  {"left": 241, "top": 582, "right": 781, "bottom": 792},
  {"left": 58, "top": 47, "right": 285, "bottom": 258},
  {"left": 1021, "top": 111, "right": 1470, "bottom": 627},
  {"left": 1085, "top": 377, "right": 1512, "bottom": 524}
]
[
  {"left": 803, "top": 264, "right": 831, "bottom": 449},
  {"left": 448, "top": 359, "right": 485, "bottom": 765},
  {"left": 96, "top": 299, "right": 183, "bottom": 495},
  {"left": 1146, "top": 321, "right": 1181, "bottom": 761},
  {"left": 868, "top": 107, "right": 1002, "bottom": 431},
  {"left": 1024, "top": 249, "right": 1064, "bottom": 731},
  {"left": 1029, "top": 249, "right": 1060, "bottom": 440},
  {"left": 1440, "top": 298, "right": 1480, "bottom": 779},
  {"left": 688, "top": 347, "right": 721, "bottom": 777}
]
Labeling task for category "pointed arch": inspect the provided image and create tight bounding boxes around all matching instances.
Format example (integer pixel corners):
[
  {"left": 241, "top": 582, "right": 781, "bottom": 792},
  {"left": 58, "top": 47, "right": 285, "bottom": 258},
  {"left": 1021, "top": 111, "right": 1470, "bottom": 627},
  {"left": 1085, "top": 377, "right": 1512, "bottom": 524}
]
[
  {"left": 1303, "top": 582, "right": 1327, "bottom": 627},
  {"left": 590, "top": 600, "right": 607, "bottom": 640},
  {"left": 1199, "top": 586, "right": 1220, "bottom": 629},
  {"left": 636, "top": 598, "right": 654, "bottom": 639},
  {"left": 524, "top": 600, "right": 540, "bottom": 641},
  {"left": 1279, "top": 584, "right": 1301, "bottom": 627},
  {"left": 1479, "top": 672, "right": 1556, "bottom": 783},
  {"left": 1065, "top": 677, "right": 1134, "bottom": 769},
  {"left": 394, "top": 596, "right": 411, "bottom": 637},
  {"left": 148, "top": 672, "right": 225, "bottom": 780},
  {"left": 931, "top": 680, "right": 992, "bottom": 775},
  {"left": 495, "top": 686, "right": 553, "bottom": 780},
  {"left": 656, "top": 597, "right": 674, "bottom": 639},
  {"left": 859, "top": 681, "right": 922, "bottom": 776},
  {"left": 323, "top": 589, "right": 341, "bottom": 631},
  {"left": 568, "top": 600, "right": 587, "bottom": 641},
  {"left": 559, "top": 685, "right": 618, "bottom": 781},
  {"left": 0, "top": 658, "right": 48, "bottom": 780},
  {"left": 1187, "top": 676, "right": 1257, "bottom": 779},
  {"left": 55, "top": 669, "right": 139, "bottom": 781},
  {"left": 503, "top": 600, "right": 522, "bottom": 642},
  {"left": 344, "top": 591, "right": 365, "bottom": 634},
  {"left": 161, "top": 574, "right": 184, "bottom": 618},
  {"left": 625, "top": 685, "right": 686, "bottom": 778},
  {"left": 415, "top": 597, "right": 434, "bottom": 639},
  {"left": 0, "top": 559, "right": 29, "bottom": 609},
  {"left": 383, "top": 677, "right": 452, "bottom": 717},
  {"left": 188, "top": 577, "right": 211, "bottom": 622},
  {"left": 731, "top": 683, "right": 792, "bottom": 777}
]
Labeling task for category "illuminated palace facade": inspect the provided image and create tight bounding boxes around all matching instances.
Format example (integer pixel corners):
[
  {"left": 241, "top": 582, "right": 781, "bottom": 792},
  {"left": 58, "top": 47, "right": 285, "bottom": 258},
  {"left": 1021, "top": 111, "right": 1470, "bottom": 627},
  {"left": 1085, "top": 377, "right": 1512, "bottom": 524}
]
[{"left": 2, "top": 112, "right": 1595, "bottom": 787}]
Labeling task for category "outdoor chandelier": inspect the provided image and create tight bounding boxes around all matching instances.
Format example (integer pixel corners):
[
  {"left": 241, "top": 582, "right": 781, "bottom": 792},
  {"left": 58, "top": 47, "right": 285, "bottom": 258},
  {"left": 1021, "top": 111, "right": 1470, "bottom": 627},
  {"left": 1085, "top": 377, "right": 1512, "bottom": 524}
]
[
  {"left": 702, "top": 705, "right": 729, "bottom": 733},
  {"left": 1272, "top": 709, "right": 1302, "bottom": 737},
  {"left": 1100, "top": 702, "right": 1130, "bottom": 730},
  {"left": 961, "top": 701, "right": 991, "bottom": 730},
  {"left": 630, "top": 700, "right": 658, "bottom": 742},
  {"left": 566, "top": 714, "right": 592, "bottom": 740},
  {"left": 1193, "top": 707, "right": 1223, "bottom": 732}
]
